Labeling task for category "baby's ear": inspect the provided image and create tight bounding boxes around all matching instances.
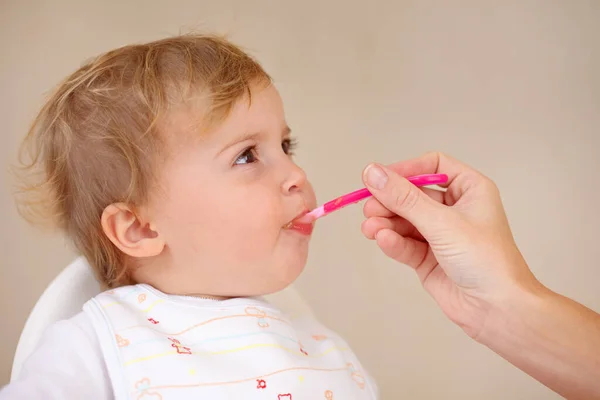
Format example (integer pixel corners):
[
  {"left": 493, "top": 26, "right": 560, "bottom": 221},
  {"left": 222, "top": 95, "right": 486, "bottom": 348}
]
[{"left": 101, "top": 203, "right": 164, "bottom": 258}]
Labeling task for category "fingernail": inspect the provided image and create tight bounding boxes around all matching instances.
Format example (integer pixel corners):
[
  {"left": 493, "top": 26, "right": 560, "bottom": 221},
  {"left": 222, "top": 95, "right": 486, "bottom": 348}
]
[{"left": 365, "top": 164, "right": 388, "bottom": 190}]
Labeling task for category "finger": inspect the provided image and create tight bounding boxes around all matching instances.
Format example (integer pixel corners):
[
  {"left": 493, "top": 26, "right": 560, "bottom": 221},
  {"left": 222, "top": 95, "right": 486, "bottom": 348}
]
[
  {"left": 375, "top": 229, "right": 431, "bottom": 270},
  {"left": 421, "top": 187, "right": 446, "bottom": 204},
  {"left": 363, "top": 197, "right": 396, "bottom": 218},
  {"left": 363, "top": 164, "right": 446, "bottom": 236},
  {"left": 363, "top": 187, "right": 446, "bottom": 218},
  {"left": 362, "top": 216, "right": 424, "bottom": 241},
  {"left": 385, "top": 151, "right": 483, "bottom": 190}
]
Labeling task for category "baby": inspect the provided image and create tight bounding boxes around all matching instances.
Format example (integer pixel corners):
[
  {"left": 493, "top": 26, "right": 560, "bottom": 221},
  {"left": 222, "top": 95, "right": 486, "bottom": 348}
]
[{"left": 2, "top": 34, "right": 378, "bottom": 399}]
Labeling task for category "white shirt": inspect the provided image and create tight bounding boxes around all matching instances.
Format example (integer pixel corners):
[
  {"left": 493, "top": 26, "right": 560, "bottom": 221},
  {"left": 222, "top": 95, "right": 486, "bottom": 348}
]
[
  {"left": 1, "top": 284, "right": 378, "bottom": 399},
  {"left": 0, "top": 312, "right": 112, "bottom": 399}
]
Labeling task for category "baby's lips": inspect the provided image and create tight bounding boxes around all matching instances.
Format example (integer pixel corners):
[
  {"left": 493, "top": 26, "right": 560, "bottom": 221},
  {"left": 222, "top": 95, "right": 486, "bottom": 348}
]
[
  {"left": 283, "top": 211, "right": 315, "bottom": 235},
  {"left": 292, "top": 213, "right": 315, "bottom": 224},
  {"left": 284, "top": 208, "right": 315, "bottom": 227},
  {"left": 287, "top": 220, "right": 314, "bottom": 235}
]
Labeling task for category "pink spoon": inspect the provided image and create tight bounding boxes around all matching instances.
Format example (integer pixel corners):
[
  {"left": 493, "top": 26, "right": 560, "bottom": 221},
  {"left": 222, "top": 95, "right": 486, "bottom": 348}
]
[{"left": 297, "top": 173, "right": 448, "bottom": 223}]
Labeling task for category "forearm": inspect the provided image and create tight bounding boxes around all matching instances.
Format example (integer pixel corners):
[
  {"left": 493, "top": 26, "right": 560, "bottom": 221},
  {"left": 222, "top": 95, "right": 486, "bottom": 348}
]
[{"left": 479, "top": 284, "right": 600, "bottom": 399}]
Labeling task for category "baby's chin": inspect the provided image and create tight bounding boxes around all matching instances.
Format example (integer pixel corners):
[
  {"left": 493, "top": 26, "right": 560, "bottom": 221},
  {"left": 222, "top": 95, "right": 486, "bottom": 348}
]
[{"left": 259, "top": 254, "right": 308, "bottom": 296}]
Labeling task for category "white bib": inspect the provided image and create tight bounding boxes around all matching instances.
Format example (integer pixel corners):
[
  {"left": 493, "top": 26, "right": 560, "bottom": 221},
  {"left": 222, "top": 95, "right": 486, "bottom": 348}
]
[{"left": 83, "top": 284, "right": 378, "bottom": 399}]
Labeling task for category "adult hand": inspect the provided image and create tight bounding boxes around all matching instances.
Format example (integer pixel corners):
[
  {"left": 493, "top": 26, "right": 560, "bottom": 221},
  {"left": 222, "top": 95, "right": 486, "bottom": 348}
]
[
  {"left": 361, "top": 152, "right": 539, "bottom": 338},
  {"left": 361, "top": 152, "right": 600, "bottom": 399}
]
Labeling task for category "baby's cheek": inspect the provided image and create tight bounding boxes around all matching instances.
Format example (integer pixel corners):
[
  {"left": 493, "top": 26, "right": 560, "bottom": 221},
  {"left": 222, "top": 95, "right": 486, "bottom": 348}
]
[{"left": 232, "top": 206, "right": 282, "bottom": 249}]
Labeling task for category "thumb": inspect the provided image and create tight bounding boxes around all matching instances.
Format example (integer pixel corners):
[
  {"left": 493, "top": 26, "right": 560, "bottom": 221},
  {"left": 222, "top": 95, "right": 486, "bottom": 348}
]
[{"left": 363, "top": 163, "right": 444, "bottom": 233}]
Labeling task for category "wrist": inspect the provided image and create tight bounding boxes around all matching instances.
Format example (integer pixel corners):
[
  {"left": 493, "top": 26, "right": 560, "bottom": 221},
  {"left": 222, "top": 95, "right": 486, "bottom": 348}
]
[
  {"left": 474, "top": 273, "right": 551, "bottom": 348},
  {"left": 471, "top": 273, "right": 600, "bottom": 399}
]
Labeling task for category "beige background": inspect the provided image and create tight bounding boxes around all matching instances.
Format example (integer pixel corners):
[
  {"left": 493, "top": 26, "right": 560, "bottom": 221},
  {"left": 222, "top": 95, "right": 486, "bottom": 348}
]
[{"left": 1, "top": 0, "right": 599, "bottom": 398}]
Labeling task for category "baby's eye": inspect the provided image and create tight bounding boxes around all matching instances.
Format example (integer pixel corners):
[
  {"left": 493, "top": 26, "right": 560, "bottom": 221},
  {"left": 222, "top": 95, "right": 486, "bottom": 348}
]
[
  {"left": 234, "top": 147, "right": 258, "bottom": 165},
  {"left": 282, "top": 138, "right": 298, "bottom": 156}
]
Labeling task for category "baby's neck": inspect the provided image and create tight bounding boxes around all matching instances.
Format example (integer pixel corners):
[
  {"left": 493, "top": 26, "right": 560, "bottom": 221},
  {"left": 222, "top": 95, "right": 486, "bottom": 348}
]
[
  {"left": 129, "top": 255, "right": 238, "bottom": 301},
  {"left": 178, "top": 292, "right": 233, "bottom": 301}
]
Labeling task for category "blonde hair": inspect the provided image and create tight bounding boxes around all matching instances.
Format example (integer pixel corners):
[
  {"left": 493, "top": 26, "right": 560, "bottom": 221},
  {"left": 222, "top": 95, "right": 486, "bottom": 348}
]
[{"left": 15, "top": 34, "right": 271, "bottom": 288}]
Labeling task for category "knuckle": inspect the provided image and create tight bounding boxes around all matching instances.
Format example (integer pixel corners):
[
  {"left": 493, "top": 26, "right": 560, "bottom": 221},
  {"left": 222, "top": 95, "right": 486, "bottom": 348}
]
[
  {"left": 393, "top": 186, "right": 419, "bottom": 213},
  {"left": 423, "top": 150, "right": 442, "bottom": 158},
  {"left": 481, "top": 176, "right": 500, "bottom": 195},
  {"left": 423, "top": 150, "right": 445, "bottom": 164}
]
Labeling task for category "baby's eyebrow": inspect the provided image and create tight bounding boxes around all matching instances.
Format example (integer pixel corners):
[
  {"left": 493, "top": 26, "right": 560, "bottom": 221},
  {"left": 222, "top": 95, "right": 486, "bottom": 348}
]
[
  {"left": 221, "top": 132, "right": 262, "bottom": 152},
  {"left": 219, "top": 126, "right": 292, "bottom": 154}
]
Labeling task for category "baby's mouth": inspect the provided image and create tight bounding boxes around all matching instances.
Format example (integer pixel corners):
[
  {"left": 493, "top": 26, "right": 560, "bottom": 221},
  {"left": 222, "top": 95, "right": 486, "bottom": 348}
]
[
  {"left": 284, "top": 210, "right": 309, "bottom": 227},
  {"left": 283, "top": 210, "right": 314, "bottom": 235}
]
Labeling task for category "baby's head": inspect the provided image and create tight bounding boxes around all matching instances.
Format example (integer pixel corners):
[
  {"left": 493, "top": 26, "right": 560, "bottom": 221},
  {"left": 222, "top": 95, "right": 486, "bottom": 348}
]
[{"left": 18, "top": 34, "right": 316, "bottom": 297}]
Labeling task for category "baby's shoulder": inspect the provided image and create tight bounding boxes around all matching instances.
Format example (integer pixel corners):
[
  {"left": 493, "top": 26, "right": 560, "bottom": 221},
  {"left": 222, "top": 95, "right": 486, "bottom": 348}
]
[
  {"left": 35, "top": 310, "right": 99, "bottom": 349},
  {"left": 287, "top": 314, "right": 343, "bottom": 338},
  {"left": 2, "top": 311, "right": 111, "bottom": 399}
]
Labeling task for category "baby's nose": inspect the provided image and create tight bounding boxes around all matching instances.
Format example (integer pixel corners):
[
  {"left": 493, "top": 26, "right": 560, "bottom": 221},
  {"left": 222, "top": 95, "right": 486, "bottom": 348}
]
[{"left": 281, "top": 161, "right": 308, "bottom": 194}]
